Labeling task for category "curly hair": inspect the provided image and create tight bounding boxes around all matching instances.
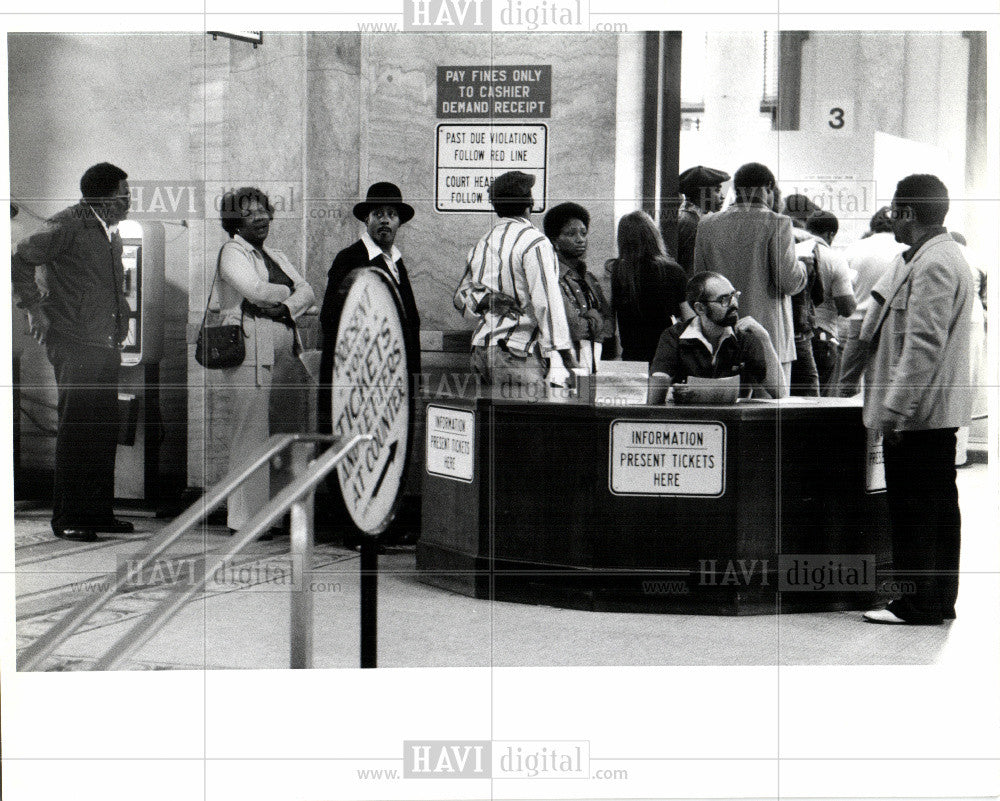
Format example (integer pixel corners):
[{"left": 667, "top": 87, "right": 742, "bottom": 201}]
[
  {"left": 219, "top": 187, "right": 274, "bottom": 237},
  {"left": 543, "top": 202, "right": 590, "bottom": 240}
]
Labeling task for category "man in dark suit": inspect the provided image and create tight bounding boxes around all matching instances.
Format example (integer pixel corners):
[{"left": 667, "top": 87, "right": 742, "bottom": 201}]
[
  {"left": 11, "top": 162, "right": 135, "bottom": 541},
  {"left": 319, "top": 182, "right": 420, "bottom": 392}
]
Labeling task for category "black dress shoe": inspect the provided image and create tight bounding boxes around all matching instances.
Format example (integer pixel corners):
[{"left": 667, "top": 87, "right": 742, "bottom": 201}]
[
  {"left": 877, "top": 599, "right": 944, "bottom": 625},
  {"left": 53, "top": 528, "right": 99, "bottom": 543},
  {"left": 94, "top": 518, "right": 135, "bottom": 534}
]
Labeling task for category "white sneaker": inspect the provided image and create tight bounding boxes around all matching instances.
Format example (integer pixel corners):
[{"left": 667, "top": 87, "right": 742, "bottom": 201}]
[{"left": 863, "top": 608, "right": 908, "bottom": 624}]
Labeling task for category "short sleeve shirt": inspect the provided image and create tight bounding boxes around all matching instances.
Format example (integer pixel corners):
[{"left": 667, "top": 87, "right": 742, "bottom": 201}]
[
  {"left": 813, "top": 242, "right": 854, "bottom": 336},
  {"left": 650, "top": 318, "right": 769, "bottom": 392}
]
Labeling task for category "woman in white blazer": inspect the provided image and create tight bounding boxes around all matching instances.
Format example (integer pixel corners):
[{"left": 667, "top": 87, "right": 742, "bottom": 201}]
[{"left": 215, "top": 187, "right": 316, "bottom": 533}]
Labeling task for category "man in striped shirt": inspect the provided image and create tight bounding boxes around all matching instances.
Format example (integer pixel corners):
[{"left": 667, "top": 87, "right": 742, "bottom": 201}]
[{"left": 454, "top": 171, "right": 577, "bottom": 393}]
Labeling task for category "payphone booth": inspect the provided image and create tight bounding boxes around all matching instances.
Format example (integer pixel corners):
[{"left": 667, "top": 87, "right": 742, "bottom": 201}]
[{"left": 115, "top": 220, "right": 165, "bottom": 504}]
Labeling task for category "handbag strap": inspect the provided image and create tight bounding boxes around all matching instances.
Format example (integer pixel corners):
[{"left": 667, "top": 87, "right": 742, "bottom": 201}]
[
  {"left": 199, "top": 247, "right": 225, "bottom": 330},
  {"left": 200, "top": 244, "right": 246, "bottom": 331}
]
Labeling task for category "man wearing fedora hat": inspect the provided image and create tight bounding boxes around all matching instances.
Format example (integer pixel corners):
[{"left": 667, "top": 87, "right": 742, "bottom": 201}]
[{"left": 319, "top": 181, "right": 421, "bottom": 383}]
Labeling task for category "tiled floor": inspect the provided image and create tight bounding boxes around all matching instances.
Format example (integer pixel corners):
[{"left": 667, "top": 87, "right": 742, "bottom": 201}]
[{"left": 14, "top": 459, "right": 996, "bottom": 670}]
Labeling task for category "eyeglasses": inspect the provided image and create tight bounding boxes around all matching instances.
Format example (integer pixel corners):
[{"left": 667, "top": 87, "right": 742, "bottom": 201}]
[{"left": 704, "top": 291, "right": 741, "bottom": 306}]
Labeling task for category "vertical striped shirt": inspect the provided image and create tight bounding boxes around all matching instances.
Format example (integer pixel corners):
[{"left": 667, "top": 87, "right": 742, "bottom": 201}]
[{"left": 454, "top": 216, "right": 572, "bottom": 355}]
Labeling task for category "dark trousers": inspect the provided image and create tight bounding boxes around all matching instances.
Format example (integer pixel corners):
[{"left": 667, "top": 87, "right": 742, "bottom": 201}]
[
  {"left": 46, "top": 332, "right": 121, "bottom": 529},
  {"left": 812, "top": 336, "right": 842, "bottom": 397},
  {"left": 789, "top": 335, "right": 820, "bottom": 397},
  {"left": 883, "top": 428, "right": 960, "bottom": 622}
]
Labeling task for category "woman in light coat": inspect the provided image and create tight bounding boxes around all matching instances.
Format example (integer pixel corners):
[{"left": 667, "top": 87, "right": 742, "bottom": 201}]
[{"left": 214, "top": 187, "right": 315, "bottom": 533}]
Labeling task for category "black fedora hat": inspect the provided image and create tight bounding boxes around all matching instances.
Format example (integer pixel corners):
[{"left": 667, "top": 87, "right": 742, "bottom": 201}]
[{"left": 353, "top": 182, "right": 415, "bottom": 224}]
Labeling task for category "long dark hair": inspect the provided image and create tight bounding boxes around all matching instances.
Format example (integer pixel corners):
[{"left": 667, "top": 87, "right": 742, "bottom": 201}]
[{"left": 611, "top": 210, "right": 668, "bottom": 308}]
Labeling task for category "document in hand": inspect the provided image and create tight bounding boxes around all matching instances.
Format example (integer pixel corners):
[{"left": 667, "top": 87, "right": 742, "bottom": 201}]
[{"left": 672, "top": 374, "right": 740, "bottom": 405}]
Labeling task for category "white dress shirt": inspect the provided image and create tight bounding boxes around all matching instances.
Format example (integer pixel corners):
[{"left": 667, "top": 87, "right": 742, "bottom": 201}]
[{"left": 361, "top": 228, "right": 402, "bottom": 283}]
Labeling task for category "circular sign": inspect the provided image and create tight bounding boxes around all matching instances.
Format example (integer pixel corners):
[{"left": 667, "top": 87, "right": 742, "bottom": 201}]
[{"left": 325, "top": 268, "right": 412, "bottom": 535}]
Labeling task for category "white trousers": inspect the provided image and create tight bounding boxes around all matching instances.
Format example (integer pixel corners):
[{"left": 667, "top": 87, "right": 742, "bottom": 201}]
[{"left": 222, "top": 322, "right": 309, "bottom": 530}]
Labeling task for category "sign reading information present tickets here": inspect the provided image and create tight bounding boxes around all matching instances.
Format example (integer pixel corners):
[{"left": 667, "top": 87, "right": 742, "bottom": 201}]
[
  {"left": 425, "top": 405, "right": 475, "bottom": 482},
  {"left": 436, "top": 123, "right": 547, "bottom": 213},
  {"left": 609, "top": 420, "right": 726, "bottom": 497}
]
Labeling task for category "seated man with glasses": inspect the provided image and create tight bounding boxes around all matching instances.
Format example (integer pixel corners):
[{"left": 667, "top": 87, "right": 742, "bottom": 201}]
[{"left": 648, "top": 271, "right": 786, "bottom": 404}]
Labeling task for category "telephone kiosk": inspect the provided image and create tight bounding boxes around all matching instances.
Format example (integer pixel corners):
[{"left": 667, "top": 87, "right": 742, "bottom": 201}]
[{"left": 115, "top": 220, "right": 165, "bottom": 504}]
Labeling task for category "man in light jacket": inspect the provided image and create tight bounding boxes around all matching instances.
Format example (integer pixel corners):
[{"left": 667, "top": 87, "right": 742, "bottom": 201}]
[
  {"left": 845, "top": 174, "right": 975, "bottom": 626},
  {"left": 694, "top": 162, "right": 805, "bottom": 389}
]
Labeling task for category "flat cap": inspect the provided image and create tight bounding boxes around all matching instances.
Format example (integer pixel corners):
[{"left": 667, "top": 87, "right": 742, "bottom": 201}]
[
  {"left": 679, "top": 165, "right": 731, "bottom": 196},
  {"left": 489, "top": 171, "right": 535, "bottom": 205}
]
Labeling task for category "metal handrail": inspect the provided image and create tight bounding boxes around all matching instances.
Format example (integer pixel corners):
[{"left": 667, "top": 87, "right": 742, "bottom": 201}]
[{"left": 19, "top": 432, "right": 372, "bottom": 671}]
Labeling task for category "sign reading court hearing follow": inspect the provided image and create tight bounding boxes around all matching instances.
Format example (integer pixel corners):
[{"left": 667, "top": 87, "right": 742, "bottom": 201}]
[
  {"left": 609, "top": 420, "right": 726, "bottom": 497},
  {"left": 435, "top": 123, "right": 548, "bottom": 212},
  {"left": 329, "top": 269, "right": 410, "bottom": 534}
]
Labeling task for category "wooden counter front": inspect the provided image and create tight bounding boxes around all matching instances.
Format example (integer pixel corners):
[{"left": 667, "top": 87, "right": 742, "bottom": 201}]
[{"left": 417, "top": 396, "right": 891, "bottom": 615}]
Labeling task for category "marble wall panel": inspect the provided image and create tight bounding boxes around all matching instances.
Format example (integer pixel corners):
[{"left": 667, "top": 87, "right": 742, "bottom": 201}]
[
  {"left": 357, "top": 32, "right": 620, "bottom": 331},
  {"left": 304, "top": 33, "right": 362, "bottom": 291},
  {"left": 190, "top": 34, "right": 311, "bottom": 485},
  {"left": 853, "top": 32, "right": 907, "bottom": 138},
  {"left": 9, "top": 33, "right": 191, "bottom": 492},
  {"left": 217, "top": 33, "right": 307, "bottom": 267}
]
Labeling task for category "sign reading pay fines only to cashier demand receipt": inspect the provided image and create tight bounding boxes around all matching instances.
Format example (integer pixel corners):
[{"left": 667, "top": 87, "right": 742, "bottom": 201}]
[{"left": 610, "top": 421, "right": 726, "bottom": 497}]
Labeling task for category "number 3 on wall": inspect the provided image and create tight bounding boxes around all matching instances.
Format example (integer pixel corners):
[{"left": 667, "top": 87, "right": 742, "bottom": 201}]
[{"left": 828, "top": 107, "right": 846, "bottom": 129}]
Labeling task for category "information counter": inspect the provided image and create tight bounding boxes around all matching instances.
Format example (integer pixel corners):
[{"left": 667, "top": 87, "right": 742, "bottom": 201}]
[{"left": 417, "top": 395, "right": 891, "bottom": 614}]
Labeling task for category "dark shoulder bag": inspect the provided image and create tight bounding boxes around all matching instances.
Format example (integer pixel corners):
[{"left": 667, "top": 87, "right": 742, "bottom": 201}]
[{"left": 195, "top": 247, "right": 246, "bottom": 369}]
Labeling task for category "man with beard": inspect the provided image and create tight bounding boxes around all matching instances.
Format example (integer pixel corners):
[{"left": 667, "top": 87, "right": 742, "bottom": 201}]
[{"left": 648, "top": 271, "right": 785, "bottom": 404}]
